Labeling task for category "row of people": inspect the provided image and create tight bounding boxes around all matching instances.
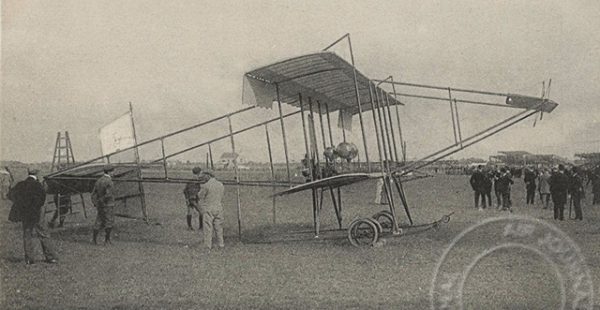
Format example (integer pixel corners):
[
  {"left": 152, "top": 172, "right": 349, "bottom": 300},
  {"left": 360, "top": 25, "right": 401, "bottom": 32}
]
[
  {"left": 9, "top": 165, "right": 225, "bottom": 265},
  {"left": 183, "top": 167, "right": 226, "bottom": 250},
  {"left": 470, "top": 164, "right": 587, "bottom": 220},
  {"left": 470, "top": 165, "right": 512, "bottom": 211}
]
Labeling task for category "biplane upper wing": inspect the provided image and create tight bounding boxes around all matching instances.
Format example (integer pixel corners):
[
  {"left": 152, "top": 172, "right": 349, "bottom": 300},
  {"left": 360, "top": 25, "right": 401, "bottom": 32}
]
[
  {"left": 245, "top": 51, "right": 402, "bottom": 114},
  {"left": 274, "top": 172, "right": 384, "bottom": 196}
]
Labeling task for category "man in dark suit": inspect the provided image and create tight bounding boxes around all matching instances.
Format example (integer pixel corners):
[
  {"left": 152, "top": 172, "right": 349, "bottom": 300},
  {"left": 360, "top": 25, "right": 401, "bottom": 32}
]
[
  {"left": 550, "top": 164, "right": 570, "bottom": 220},
  {"left": 524, "top": 166, "right": 537, "bottom": 205},
  {"left": 9, "top": 168, "right": 58, "bottom": 264},
  {"left": 469, "top": 165, "right": 486, "bottom": 210},
  {"left": 496, "top": 167, "right": 514, "bottom": 212},
  {"left": 482, "top": 169, "right": 493, "bottom": 208},
  {"left": 570, "top": 167, "right": 585, "bottom": 220}
]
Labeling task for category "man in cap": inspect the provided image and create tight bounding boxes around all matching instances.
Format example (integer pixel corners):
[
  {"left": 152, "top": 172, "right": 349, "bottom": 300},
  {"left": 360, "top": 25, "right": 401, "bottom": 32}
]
[
  {"left": 9, "top": 168, "right": 58, "bottom": 264},
  {"left": 183, "top": 167, "right": 203, "bottom": 230},
  {"left": 91, "top": 164, "right": 116, "bottom": 244},
  {"left": 198, "top": 171, "right": 225, "bottom": 250}
]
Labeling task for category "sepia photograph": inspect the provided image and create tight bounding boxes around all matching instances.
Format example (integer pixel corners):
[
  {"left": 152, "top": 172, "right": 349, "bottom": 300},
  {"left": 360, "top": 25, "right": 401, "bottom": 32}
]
[{"left": 1, "top": 1, "right": 599, "bottom": 309}]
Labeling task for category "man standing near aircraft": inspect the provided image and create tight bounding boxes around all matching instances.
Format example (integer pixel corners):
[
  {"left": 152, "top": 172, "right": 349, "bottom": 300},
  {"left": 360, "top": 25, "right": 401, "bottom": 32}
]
[
  {"left": 482, "top": 169, "right": 493, "bottom": 208},
  {"left": 0, "top": 167, "right": 12, "bottom": 200},
  {"left": 469, "top": 165, "right": 486, "bottom": 210},
  {"left": 183, "top": 167, "right": 203, "bottom": 230},
  {"left": 10, "top": 168, "right": 58, "bottom": 264},
  {"left": 198, "top": 171, "right": 225, "bottom": 250},
  {"left": 493, "top": 166, "right": 503, "bottom": 209},
  {"left": 496, "top": 167, "right": 514, "bottom": 212},
  {"left": 587, "top": 164, "right": 600, "bottom": 205},
  {"left": 91, "top": 165, "right": 116, "bottom": 244},
  {"left": 523, "top": 166, "right": 537, "bottom": 205},
  {"left": 538, "top": 168, "right": 552, "bottom": 209},
  {"left": 550, "top": 164, "right": 569, "bottom": 221},
  {"left": 570, "top": 166, "right": 584, "bottom": 220}
]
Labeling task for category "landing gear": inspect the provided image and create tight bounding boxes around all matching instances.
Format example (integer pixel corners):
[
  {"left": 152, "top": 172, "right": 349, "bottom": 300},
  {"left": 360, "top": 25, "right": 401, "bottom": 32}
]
[
  {"left": 348, "top": 218, "right": 379, "bottom": 247},
  {"left": 372, "top": 210, "right": 395, "bottom": 234}
]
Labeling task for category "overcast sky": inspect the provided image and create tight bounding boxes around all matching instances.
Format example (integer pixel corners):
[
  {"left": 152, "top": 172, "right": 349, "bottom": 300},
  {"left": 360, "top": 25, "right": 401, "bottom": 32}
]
[{"left": 1, "top": 0, "right": 599, "bottom": 164}]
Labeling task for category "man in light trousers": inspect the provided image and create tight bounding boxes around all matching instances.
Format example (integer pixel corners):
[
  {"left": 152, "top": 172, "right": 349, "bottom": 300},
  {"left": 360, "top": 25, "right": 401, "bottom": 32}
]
[{"left": 198, "top": 171, "right": 225, "bottom": 250}]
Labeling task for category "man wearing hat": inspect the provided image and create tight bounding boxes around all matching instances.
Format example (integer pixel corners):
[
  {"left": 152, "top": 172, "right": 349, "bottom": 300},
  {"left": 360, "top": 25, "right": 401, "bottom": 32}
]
[
  {"left": 549, "top": 164, "right": 570, "bottom": 221},
  {"left": 198, "top": 171, "right": 225, "bottom": 250},
  {"left": 9, "top": 168, "right": 58, "bottom": 264},
  {"left": 183, "top": 167, "right": 204, "bottom": 230},
  {"left": 570, "top": 166, "right": 584, "bottom": 220},
  {"left": 91, "top": 164, "right": 116, "bottom": 244}
]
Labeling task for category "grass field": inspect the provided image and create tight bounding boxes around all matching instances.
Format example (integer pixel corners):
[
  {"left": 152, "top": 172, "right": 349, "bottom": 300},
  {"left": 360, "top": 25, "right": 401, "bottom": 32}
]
[{"left": 1, "top": 175, "right": 599, "bottom": 309}]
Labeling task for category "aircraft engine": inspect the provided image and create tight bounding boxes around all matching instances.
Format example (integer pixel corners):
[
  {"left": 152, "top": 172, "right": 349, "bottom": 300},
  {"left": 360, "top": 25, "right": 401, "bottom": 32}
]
[
  {"left": 336, "top": 142, "right": 358, "bottom": 162},
  {"left": 323, "top": 147, "right": 337, "bottom": 162}
]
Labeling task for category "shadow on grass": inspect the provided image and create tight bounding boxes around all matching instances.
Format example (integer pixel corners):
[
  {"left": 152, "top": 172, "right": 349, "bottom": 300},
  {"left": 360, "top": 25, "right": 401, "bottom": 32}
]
[
  {"left": 239, "top": 223, "right": 351, "bottom": 247},
  {"left": 2, "top": 255, "right": 24, "bottom": 263}
]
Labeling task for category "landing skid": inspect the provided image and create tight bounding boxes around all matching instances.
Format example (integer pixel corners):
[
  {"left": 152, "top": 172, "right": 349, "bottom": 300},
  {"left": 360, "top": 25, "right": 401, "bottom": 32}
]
[{"left": 347, "top": 212, "right": 454, "bottom": 247}]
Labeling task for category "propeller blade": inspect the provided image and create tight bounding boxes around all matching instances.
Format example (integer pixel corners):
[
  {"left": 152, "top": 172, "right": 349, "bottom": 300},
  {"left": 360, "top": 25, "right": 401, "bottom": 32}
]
[
  {"left": 540, "top": 78, "right": 551, "bottom": 121},
  {"left": 541, "top": 81, "right": 546, "bottom": 98}
]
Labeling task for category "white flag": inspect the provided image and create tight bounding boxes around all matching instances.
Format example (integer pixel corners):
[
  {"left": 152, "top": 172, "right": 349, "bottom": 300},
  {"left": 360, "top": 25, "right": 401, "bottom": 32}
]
[{"left": 99, "top": 112, "right": 136, "bottom": 155}]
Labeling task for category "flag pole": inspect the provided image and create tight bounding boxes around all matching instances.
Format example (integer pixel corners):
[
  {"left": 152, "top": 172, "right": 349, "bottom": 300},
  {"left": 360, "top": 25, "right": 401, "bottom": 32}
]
[{"left": 129, "top": 102, "right": 148, "bottom": 223}]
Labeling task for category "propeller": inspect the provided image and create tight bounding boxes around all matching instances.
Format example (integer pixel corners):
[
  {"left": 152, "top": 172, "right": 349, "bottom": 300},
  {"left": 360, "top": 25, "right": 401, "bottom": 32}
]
[
  {"left": 533, "top": 78, "right": 551, "bottom": 127},
  {"left": 541, "top": 78, "right": 551, "bottom": 121}
]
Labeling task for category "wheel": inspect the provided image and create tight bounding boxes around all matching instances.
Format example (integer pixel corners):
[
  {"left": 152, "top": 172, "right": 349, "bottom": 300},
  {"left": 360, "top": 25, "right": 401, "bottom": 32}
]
[
  {"left": 348, "top": 218, "right": 379, "bottom": 247},
  {"left": 365, "top": 217, "right": 383, "bottom": 235},
  {"left": 372, "top": 211, "right": 395, "bottom": 233},
  {"left": 348, "top": 219, "right": 379, "bottom": 247},
  {"left": 380, "top": 210, "right": 393, "bottom": 217}
]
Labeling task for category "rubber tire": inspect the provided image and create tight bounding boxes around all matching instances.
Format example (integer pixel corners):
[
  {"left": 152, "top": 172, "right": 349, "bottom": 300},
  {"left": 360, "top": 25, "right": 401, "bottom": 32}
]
[
  {"left": 348, "top": 218, "right": 379, "bottom": 247},
  {"left": 365, "top": 217, "right": 383, "bottom": 235},
  {"left": 372, "top": 211, "right": 395, "bottom": 234}
]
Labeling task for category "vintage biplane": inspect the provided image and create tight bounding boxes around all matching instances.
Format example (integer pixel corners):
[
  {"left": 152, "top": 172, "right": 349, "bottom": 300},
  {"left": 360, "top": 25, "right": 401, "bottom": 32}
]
[{"left": 45, "top": 34, "right": 558, "bottom": 247}]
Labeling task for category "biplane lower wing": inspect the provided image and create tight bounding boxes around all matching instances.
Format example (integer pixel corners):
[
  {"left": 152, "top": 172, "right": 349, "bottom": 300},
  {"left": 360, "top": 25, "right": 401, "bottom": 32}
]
[
  {"left": 45, "top": 163, "right": 141, "bottom": 194},
  {"left": 45, "top": 162, "right": 148, "bottom": 220},
  {"left": 274, "top": 173, "right": 383, "bottom": 196}
]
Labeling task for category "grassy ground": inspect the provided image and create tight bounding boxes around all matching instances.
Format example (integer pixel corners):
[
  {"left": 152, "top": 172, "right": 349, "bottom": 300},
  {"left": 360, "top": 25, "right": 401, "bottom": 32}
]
[{"left": 1, "top": 175, "right": 599, "bottom": 309}]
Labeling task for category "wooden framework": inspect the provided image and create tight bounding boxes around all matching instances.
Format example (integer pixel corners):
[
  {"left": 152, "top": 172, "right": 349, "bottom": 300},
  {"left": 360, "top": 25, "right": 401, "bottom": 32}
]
[{"left": 47, "top": 131, "right": 88, "bottom": 225}]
